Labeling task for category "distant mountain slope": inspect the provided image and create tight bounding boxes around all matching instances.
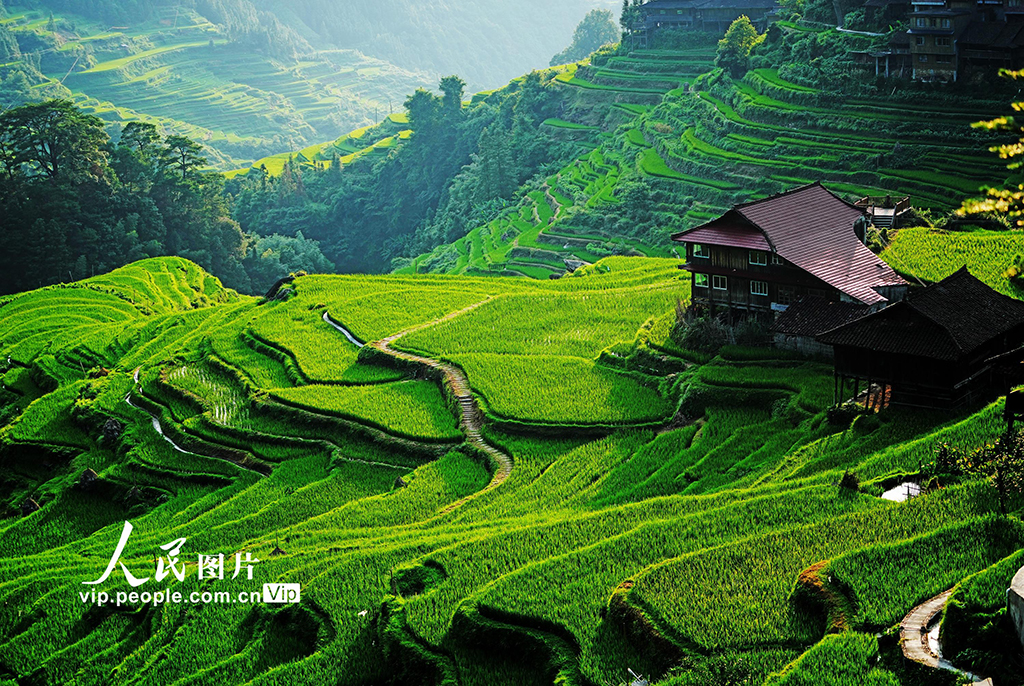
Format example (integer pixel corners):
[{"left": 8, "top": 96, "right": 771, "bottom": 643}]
[
  {"left": 0, "top": 0, "right": 618, "bottom": 168},
  {"left": 251, "top": 0, "right": 620, "bottom": 90},
  {"left": 0, "top": 0, "right": 429, "bottom": 167}
]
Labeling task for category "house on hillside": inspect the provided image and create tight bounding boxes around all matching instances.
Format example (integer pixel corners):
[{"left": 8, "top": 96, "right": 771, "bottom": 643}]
[
  {"left": 852, "top": 32, "right": 913, "bottom": 77},
  {"left": 816, "top": 267, "right": 1024, "bottom": 408},
  {"left": 670, "top": 182, "right": 909, "bottom": 323},
  {"left": 635, "top": 0, "right": 778, "bottom": 43},
  {"left": 908, "top": 0, "right": 1024, "bottom": 81}
]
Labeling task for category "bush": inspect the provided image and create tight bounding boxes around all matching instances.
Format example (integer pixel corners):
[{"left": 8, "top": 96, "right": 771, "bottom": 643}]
[
  {"left": 673, "top": 315, "right": 729, "bottom": 354},
  {"left": 838, "top": 469, "right": 860, "bottom": 491},
  {"left": 734, "top": 317, "right": 770, "bottom": 347}
]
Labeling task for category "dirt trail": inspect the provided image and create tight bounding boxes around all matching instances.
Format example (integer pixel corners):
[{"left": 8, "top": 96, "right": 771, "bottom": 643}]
[{"left": 327, "top": 299, "right": 513, "bottom": 514}]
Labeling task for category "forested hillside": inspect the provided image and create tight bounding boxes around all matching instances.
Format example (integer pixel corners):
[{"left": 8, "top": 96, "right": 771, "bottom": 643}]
[{"left": 233, "top": 22, "right": 1018, "bottom": 283}]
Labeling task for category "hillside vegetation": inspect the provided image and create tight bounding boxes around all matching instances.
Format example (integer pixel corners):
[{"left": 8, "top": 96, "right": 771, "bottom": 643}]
[
  {"left": 0, "top": 256, "right": 1021, "bottom": 685},
  {"left": 238, "top": 23, "right": 1019, "bottom": 283},
  {"left": 397, "top": 26, "right": 1018, "bottom": 278},
  {"left": 0, "top": 0, "right": 430, "bottom": 167},
  {"left": 0, "top": 0, "right": 620, "bottom": 168}
]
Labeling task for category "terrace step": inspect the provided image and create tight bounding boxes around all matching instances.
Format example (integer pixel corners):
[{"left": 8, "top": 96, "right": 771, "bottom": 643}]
[{"left": 323, "top": 299, "right": 513, "bottom": 515}]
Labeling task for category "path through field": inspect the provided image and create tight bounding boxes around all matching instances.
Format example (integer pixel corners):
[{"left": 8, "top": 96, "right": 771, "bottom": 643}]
[
  {"left": 899, "top": 589, "right": 988, "bottom": 684},
  {"left": 325, "top": 300, "right": 514, "bottom": 514}
]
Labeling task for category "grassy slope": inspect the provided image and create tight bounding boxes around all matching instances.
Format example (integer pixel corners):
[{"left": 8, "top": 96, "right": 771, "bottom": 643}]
[{"left": 0, "top": 256, "right": 1021, "bottom": 686}]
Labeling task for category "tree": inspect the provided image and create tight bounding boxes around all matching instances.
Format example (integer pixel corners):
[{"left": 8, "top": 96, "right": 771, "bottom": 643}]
[
  {"left": 120, "top": 121, "right": 161, "bottom": 159},
  {"left": 619, "top": 0, "right": 643, "bottom": 38},
  {"left": 931, "top": 432, "right": 1024, "bottom": 517},
  {"left": 0, "top": 99, "right": 108, "bottom": 182},
  {"left": 959, "top": 69, "right": 1024, "bottom": 225},
  {"left": 159, "top": 135, "right": 206, "bottom": 182},
  {"left": 550, "top": 9, "right": 620, "bottom": 66},
  {"left": 404, "top": 88, "right": 441, "bottom": 132},
  {"left": 439, "top": 75, "right": 466, "bottom": 112},
  {"left": 962, "top": 431, "right": 1024, "bottom": 517},
  {"left": 715, "top": 16, "right": 765, "bottom": 77}
]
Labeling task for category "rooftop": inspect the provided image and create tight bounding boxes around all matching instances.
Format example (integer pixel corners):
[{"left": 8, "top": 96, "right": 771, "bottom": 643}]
[
  {"left": 960, "top": 21, "right": 1024, "bottom": 48},
  {"left": 672, "top": 182, "right": 907, "bottom": 305},
  {"left": 817, "top": 267, "right": 1024, "bottom": 360},
  {"left": 772, "top": 297, "right": 871, "bottom": 337}
]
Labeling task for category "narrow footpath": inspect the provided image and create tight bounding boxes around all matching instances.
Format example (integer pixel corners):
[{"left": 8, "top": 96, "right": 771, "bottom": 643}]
[
  {"left": 326, "top": 300, "right": 513, "bottom": 514},
  {"left": 899, "top": 590, "right": 989, "bottom": 685}
]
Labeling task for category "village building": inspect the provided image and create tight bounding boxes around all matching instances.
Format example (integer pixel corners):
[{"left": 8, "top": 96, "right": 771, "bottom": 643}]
[
  {"left": 852, "top": 32, "right": 913, "bottom": 77},
  {"left": 671, "top": 182, "right": 908, "bottom": 321},
  {"left": 908, "top": 0, "right": 1024, "bottom": 81},
  {"left": 635, "top": 0, "right": 777, "bottom": 44},
  {"left": 772, "top": 297, "right": 870, "bottom": 357},
  {"left": 816, "top": 267, "right": 1024, "bottom": 408}
]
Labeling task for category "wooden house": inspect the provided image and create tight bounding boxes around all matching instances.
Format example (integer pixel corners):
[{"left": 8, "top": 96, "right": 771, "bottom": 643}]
[
  {"left": 908, "top": 0, "right": 1024, "bottom": 82},
  {"left": 670, "top": 183, "right": 908, "bottom": 320},
  {"left": 636, "top": 0, "right": 778, "bottom": 40},
  {"left": 817, "top": 267, "right": 1024, "bottom": 408}
]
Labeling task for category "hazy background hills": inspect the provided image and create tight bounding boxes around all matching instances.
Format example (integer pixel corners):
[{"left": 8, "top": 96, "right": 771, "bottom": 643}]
[
  {"left": 251, "top": 0, "right": 621, "bottom": 90},
  {"left": 0, "top": 0, "right": 615, "bottom": 167}
]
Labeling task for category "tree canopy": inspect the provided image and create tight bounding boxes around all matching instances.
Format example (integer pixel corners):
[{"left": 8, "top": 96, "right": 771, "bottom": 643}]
[
  {"left": 550, "top": 9, "right": 620, "bottom": 66},
  {"left": 0, "top": 99, "right": 332, "bottom": 295},
  {"left": 715, "top": 15, "right": 765, "bottom": 77}
]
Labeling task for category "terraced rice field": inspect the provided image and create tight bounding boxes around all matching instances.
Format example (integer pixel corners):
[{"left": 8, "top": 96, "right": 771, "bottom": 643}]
[
  {"left": 404, "top": 40, "right": 1007, "bottom": 282},
  {"left": 1, "top": 255, "right": 1021, "bottom": 685},
  {"left": 0, "top": 5, "right": 428, "bottom": 168}
]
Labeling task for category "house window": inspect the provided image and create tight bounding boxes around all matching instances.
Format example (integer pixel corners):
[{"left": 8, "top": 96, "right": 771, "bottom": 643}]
[
  {"left": 1012, "top": 0, "right": 1022, "bottom": 7},
  {"left": 936, "top": 55, "right": 952, "bottom": 63},
  {"left": 771, "top": 253, "right": 784, "bottom": 265},
  {"left": 916, "top": 17, "right": 926, "bottom": 26},
  {"left": 941, "top": 18, "right": 951, "bottom": 28},
  {"left": 712, "top": 275, "right": 728, "bottom": 291},
  {"left": 694, "top": 273, "right": 709, "bottom": 288},
  {"left": 916, "top": 36, "right": 925, "bottom": 46},
  {"left": 936, "top": 37, "right": 951, "bottom": 46},
  {"left": 748, "top": 250, "right": 768, "bottom": 266},
  {"left": 777, "top": 287, "right": 795, "bottom": 305},
  {"left": 750, "top": 280, "right": 768, "bottom": 296},
  {"left": 919, "top": 54, "right": 929, "bottom": 62},
  {"left": 692, "top": 243, "right": 709, "bottom": 258}
]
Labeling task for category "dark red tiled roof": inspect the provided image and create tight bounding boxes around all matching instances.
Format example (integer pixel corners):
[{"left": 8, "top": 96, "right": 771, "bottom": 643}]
[
  {"left": 771, "top": 296, "right": 871, "bottom": 337},
  {"left": 673, "top": 182, "right": 907, "bottom": 305},
  {"left": 678, "top": 221, "right": 772, "bottom": 251},
  {"left": 817, "top": 267, "right": 1024, "bottom": 361},
  {"left": 960, "top": 21, "right": 1024, "bottom": 48}
]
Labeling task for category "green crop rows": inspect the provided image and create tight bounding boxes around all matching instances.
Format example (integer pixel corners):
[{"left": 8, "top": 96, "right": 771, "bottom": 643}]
[{"left": 1, "top": 253, "right": 1023, "bottom": 685}]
